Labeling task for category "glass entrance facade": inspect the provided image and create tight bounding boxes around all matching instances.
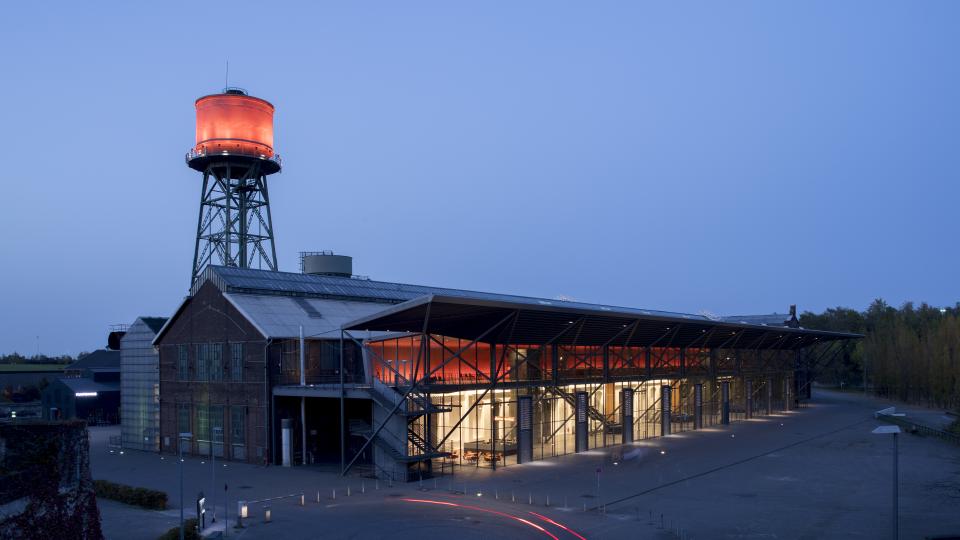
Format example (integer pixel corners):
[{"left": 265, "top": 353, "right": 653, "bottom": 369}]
[{"left": 364, "top": 333, "right": 798, "bottom": 471}]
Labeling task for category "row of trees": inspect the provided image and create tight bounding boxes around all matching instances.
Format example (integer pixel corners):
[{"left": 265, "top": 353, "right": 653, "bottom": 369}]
[
  {"left": 0, "top": 353, "right": 75, "bottom": 364},
  {"left": 801, "top": 300, "right": 960, "bottom": 410}
]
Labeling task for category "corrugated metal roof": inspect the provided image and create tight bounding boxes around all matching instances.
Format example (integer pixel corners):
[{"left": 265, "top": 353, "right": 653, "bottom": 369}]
[
  {"left": 58, "top": 377, "right": 119, "bottom": 394},
  {"left": 343, "top": 294, "right": 862, "bottom": 348},
  {"left": 203, "top": 265, "right": 715, "bottom": 324},
  {"left": 721, "top": 313, "right": 791, "bottom": 326},
  {"left": 69, "top": 350, "right": 120, "bottom": 371},
  {"left": 224, "top": 292, "right": 393, "bottom": 339},
  {"left": 140, "top": 317, "right": 168, "bottom": 334}
]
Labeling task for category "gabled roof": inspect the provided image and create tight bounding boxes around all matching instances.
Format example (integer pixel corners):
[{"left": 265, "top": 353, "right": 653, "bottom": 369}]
[
  {"left": 162, "top": 265, "right": 860, "bottom": 346},
  {"left": 140, "top": 317, "right": 168, "bottom": 334},
  {"left": 193, "top": 265, "right": 718, "bottom": 322},
  {"left": 57, "top": 377, "right": 119, "bottom": 395},
  {"left": 69, "top": 350, "right": 120, "bottom": 371},
  {"left": 223, "top": 293, "right": 392, "bottom": 339}
]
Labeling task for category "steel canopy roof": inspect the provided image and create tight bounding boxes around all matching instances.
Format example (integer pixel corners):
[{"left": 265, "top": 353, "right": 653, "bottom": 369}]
[{"left": 343, "top": 294, "right": 861, "bottom": 350}]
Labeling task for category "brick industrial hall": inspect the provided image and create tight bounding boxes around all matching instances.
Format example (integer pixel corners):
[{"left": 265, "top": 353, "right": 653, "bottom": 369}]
[
  {"left": 155, "top": 262, "right": 858, "bottom": 481},
  {"left": 146, "top": 86, "right": 860, "bottom": 482}
]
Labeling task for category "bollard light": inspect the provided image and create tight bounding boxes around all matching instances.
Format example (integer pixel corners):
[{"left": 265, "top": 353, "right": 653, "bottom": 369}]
[
  {"left": 264, "top": 506, "right": 271, "bottom": 523},
  {"left": 872, "top": 425, "right": 901, "bottom": 540},
  {"left": 238, "top": 501, "right": 248, "bottom": 519}
]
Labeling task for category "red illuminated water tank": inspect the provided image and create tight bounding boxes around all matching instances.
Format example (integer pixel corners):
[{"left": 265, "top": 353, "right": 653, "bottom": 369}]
[{"left": 187, "top": 88, "right": 280, "bottom": 174}]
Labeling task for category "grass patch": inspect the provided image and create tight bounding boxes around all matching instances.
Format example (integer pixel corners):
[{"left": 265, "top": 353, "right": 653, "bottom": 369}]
[
  {"left": 947, "top": 417, "right": 960, "bottom": 436},
  {"left": 157, "top": 518, "right": 200, "bottom": 540},
  {"left": 94, "top": 479, "right": 167, "bottom": 510},
  {"left": 0, "top": 364, "right": 66, "bottom": 372}
]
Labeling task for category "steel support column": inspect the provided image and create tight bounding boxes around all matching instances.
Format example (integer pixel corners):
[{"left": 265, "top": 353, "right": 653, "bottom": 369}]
[
  {"left": 721, "top": 381, "right": 730, "bottom": 425},
  {"left": 694, "top": 383, "right": 703, "bottom": 429},
  {"left": 661, "top": 385, "right": 672, "bottom": 436},
  {"left": 621, "top": 388, "right": 634, "bottom": 444},
  {"left": 575, "top": 391, "right": 588, "bottom": 452}
]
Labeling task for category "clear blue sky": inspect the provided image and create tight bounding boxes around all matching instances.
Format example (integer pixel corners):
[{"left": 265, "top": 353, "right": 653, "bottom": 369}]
[{"left": 1, "top": 2, "right": 957, "bottom": 356}]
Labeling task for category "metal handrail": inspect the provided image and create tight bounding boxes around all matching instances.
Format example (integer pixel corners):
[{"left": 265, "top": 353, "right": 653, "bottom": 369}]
[
  {"left": 877, "top": 412, "right": 960, "bottom": 446},
  {"left": 185, "top": 147, "right": 282, "bottom": 166}
]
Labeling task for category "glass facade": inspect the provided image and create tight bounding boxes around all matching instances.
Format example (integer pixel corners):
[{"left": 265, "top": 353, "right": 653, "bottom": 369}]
[
  {"left": 425, "top": 380, "right": 678, "bottom": 467},
  {"left": 120, "top": 319, "right": 162, "bottom": 451},
  {"left": 277, "top": 339, "right": 364, "bottom": 385},
  {"left": 364, "top": 333, "right": 799, "bottom": 471}
]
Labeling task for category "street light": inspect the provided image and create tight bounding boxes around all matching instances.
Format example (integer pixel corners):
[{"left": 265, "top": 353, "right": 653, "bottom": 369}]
[
  {"left": 211, "top": 426, "right": 223, "bottom": 524},
  {"left": 178, "top": 432, "right": 193, "bottom": 540},
  {"left": 872, "top": 425, "right": 901, "bottom": 540}
]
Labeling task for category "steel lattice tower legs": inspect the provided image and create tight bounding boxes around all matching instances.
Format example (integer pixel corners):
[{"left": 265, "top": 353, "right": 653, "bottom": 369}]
[{"left": 191, "top": 160, "right": 278, "bottom": 285}]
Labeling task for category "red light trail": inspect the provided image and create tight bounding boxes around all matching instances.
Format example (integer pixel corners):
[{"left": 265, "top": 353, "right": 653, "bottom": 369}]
[
  {"left": 528, "top": 511, "right": 588, "bottom": 540},
  {"left": 399, "top": 498, "right": 562, "bottom": 540}
]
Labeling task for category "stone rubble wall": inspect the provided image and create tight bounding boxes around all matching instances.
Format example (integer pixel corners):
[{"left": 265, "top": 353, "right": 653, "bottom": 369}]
[{"left": 0, "top": 420, "right": 103, "bottom": 539}]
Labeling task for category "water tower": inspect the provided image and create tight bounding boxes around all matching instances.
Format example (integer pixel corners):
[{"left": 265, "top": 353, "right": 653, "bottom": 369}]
[{"left": 186, "top": 88, "right": 282, "bottom": 285}]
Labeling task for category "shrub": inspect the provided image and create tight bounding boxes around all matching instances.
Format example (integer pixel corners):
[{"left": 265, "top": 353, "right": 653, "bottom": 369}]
[
  {"left": 157, "top": 518, "right": 200, "bottom": 540},
  {"left": 93, "top": 479, "right": 167, "bottom": 510}
]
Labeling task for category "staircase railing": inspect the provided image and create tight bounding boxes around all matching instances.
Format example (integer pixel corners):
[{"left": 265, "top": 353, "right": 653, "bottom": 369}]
[{"left": 365, "top": 351, "right": 450, "bottom": 464}]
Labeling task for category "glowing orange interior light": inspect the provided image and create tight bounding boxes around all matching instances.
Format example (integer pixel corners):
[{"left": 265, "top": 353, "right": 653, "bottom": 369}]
[{"left": 194, "top": 93, "right": 275, "bottom": 158}]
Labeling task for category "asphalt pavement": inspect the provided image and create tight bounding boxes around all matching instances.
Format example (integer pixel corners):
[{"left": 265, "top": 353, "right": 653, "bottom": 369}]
[{"left": 90, "top": 389, "right": 960, "bottom": 539}]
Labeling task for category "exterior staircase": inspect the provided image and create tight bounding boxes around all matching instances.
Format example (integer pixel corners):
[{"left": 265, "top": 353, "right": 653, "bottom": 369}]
[{"left": 360, "top": 379, "right": 451, "bottom": 481}]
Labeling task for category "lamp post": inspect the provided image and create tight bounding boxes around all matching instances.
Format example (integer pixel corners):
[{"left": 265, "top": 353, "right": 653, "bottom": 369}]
[
  {"left": 223, "top": 482, "right": 229, "bottom": 537},
  {"left": 178, "top": 432, "right": 193, "bottom": 540},
  {"left": 872, "top": 425, "right": 900, "bottom": 540},
  {"left": 211, "top": 426, "right": 223, "bottom": 524}
]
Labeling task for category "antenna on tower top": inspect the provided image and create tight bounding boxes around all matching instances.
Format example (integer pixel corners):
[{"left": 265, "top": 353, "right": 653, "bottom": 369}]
[{"left": 225, "top": 60, "right": 229, "bottom": 91}]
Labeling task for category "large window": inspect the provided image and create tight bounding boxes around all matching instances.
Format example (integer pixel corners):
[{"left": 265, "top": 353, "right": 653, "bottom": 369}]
[
  {"left": 230, "top": 343, "right": 243, "bottom": 382},
  {"left": 177, "top": 403, "right": 190, "bottom": 434},
  {"left": 196, "top": 405, "right": 210, "bottom": 455},
  {"left": 177, "top": 345, "right": 189, "bottom": 381},
  {"left": 209, "top": 344, "right": 223, "bottom": 382},
  {"left": 195, "top": 343, "right": 223, "bottom": 381},
  {"left": 231, "top": 406, "right": 246, "bottom": 460},
  {"left": 177, "top": 403, "right": 191, "bottom": 453},
  {"left": 210, "top": 405, "right": 224, "bottom": 457},
  {"left": 196, "top": 344, "right": 208, "bottom": 381}
]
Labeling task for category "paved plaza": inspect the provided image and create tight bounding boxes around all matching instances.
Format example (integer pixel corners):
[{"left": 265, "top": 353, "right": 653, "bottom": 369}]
[{"left": 91, "top": 389, "right": 960, "bottom": 539}]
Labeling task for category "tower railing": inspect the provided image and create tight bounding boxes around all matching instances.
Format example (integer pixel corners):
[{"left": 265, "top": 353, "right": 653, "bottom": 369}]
[{"left": 185, "top": 148, "right": 282, "bottom": 167}]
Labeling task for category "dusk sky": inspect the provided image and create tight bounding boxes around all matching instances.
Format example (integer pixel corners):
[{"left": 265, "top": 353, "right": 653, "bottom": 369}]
[{"left": 1, "top": 2, "right": 957, "bottom": 355}]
